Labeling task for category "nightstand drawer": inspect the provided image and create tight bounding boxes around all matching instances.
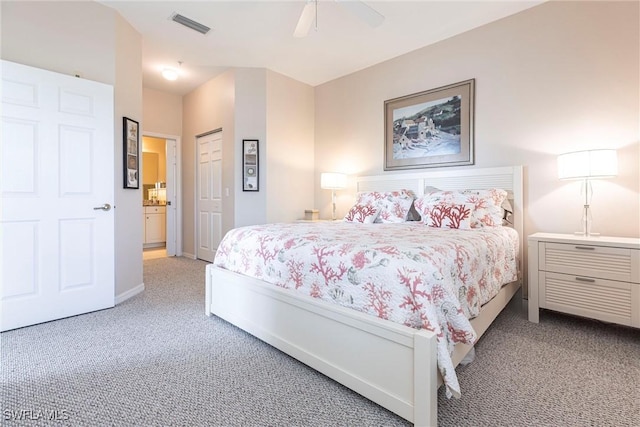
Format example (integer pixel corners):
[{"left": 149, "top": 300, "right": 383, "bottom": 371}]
[
  {"left": 539, "top": 242, "right": 639, "bottom": 283},
  {"left": 539, "top": 271, "right": 638, "bottom": 327}
]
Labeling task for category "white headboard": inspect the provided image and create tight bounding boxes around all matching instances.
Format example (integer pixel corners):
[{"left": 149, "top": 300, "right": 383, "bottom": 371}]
[{"left": 356, "top": 166, "right": 524, "bottom": 277}]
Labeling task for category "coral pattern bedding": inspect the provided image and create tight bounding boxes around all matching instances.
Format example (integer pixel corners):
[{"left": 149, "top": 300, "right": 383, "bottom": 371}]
[{"left": 213, "top": 221, "right": 519, "bottom": 398}]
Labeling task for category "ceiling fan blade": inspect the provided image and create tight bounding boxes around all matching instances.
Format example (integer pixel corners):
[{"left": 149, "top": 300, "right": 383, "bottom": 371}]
[
  {"left": 294, "top": 2, "right": 315, "bottom": 38},
  {"left": 335, "top": 0, "right": 385, "bottom": 28}
]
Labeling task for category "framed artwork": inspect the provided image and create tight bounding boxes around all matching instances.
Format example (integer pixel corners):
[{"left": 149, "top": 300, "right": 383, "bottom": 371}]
[
  {"left": 384, "top": 79, "right": 475, "bottom": 170},
  {"left": 242, "top": 139, "right": 259, "bottom": 191},
  {"left": 123, "top": 117, "right": 139, "bottom": 189}
]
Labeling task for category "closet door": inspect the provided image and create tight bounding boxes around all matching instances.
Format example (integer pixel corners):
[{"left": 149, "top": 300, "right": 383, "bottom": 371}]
[{"left": 196, "top": 131, "right": 222, "bottom": 262}]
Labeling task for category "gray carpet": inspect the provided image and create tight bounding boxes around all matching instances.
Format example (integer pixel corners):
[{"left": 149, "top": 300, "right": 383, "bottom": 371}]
[{"left": 1, "top": 256, "right": 638, "bottom": 426}]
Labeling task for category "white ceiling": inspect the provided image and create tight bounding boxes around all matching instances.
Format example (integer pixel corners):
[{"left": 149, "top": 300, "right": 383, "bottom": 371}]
[{"left": 99, "top": 1, "right": 545, "bottom": 96}]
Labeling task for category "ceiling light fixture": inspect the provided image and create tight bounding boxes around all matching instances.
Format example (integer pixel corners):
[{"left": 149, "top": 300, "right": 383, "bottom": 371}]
[
  {"left": 162, "top": 68, "right": 178, "bottom": 81},
  {"left": 161, "top": 61, "right": 182, "bottom": 81}
]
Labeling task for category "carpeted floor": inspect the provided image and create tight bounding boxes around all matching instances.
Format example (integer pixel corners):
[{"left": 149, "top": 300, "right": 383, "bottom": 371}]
[{"left": 1, "top": 256, "right": 638, "bottom": 426}]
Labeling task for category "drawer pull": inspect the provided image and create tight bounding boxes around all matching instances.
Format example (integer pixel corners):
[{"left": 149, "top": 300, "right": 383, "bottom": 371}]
[
  {"left": 574, "top": 246, "right": 595, "bottom": 250},
  {"left": 575, "top": 277, "right": 596, "bottom": 283}
]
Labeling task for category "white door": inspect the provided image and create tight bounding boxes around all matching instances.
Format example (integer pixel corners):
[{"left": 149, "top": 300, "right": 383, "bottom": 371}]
[
  {"left": 165, "top": 138, "right": 177, "bottom": 256},
  {"left": 1, "top": 60, "right": 114, "bottom": 332},
  {"left": 196, "top": 131, "right": 222, "bottom": 262}
]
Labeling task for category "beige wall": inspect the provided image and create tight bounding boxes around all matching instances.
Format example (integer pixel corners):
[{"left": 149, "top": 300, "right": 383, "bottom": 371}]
[
  {"left": 1, "top": 1, "right": 144, "bottom": 300},
  {"left": 233, "top": 68, "right": 268, "bottom": 227},
  {"left": 180, "top": 68, "right": 315, "bottom": 256},
  {"left": 266, "top": 70, "right": 315, "bottom": 223},
  {"left": 142, "top": 88, "right": 182, "bottom": 136},
  {"left": 182, "top": 70, "right": 236, "bottom": 258},
  {"left": 314, "top": 1, "right": 640, "bottom": 238},
  {"left": 1, "top": 1, "right": 115, "bottom": 86},
  {"left": 114, "top": 14, "right": 143, "bottom": 298}
]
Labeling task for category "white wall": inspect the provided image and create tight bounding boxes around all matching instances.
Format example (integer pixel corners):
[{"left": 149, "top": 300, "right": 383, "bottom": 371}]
[
  {"left": 1, "top": 1, "right": 144, "bottom": 300},
  {"left": 314, "top": 1, "right": 639, "bottom": 239}
]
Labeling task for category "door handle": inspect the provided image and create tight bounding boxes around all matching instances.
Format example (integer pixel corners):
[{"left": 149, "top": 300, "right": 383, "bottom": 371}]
[{"left": 93, "top": 203, "right": 112, "bottom": 211}]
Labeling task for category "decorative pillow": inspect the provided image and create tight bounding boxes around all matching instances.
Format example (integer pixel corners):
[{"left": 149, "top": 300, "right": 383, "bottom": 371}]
[
  {"left": 501, "top": 198, "right": 514, "bottom": 226},
  {"left": 460, "top": 189, "right": 508, "bottom": 227},
  {"left": 343, "top": 203, "right": 379, "bottom": 224},
  {"left": 414, "top": 199, "right": 473, "bottom": 229},
  {"left": 356, "top": 190, "right": 415, "bottom": 223},
  {"left": 407, "top": 201, "right": 421, "bottom": 221},
  {"left": 415, "top": 188, "right": 507, "bottom": 228}
]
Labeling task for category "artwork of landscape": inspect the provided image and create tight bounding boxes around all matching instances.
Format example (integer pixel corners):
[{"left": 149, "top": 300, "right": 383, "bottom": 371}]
[{"left": 392, "top": 96, "right": 461, "bottom": 160}]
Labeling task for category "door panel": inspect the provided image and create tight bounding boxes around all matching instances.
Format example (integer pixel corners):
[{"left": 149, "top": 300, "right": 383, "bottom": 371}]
[
  {"left": 1, "top": 60, "right": 114, "bottom": 331},
  {"left": 59, "top": 219, "right": 94, "bottom": 289},
  {"left": 2, "top": 221, "right": 38, "bottom": 298}
]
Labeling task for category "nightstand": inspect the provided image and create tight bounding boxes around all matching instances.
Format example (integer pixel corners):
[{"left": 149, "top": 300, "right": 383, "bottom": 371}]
[{"left": 528, "top": 233, "right": 640, "bottom": 327}]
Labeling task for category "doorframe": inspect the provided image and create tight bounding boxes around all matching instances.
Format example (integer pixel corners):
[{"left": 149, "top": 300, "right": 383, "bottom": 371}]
[{"left": 143, "top": 131, "right": 182, "bottom": 256}]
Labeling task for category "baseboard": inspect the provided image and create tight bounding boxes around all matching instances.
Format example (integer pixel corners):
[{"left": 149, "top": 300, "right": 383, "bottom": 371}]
[
  {"left": 182, "top": 252, "right": 196, "bottom": 260},
  {"left": 115, "top": 282, "right": 145, "bottom": 304}
]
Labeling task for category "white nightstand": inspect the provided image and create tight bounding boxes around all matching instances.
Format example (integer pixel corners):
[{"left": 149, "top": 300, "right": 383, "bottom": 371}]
[{"left": 528, "top": 233, "right": 640, "bottom": 327}]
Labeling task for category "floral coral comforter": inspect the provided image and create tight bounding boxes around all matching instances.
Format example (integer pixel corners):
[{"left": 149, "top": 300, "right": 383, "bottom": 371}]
[{"left": 213, "top": 221, "right": 519, "bottom": 398}]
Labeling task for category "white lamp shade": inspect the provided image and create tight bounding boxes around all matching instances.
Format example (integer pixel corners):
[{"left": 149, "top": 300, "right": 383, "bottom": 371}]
[
  {"left": 557, "top": 149, "right": 618, "bottom": 180},
  {"left": 320, "top": 172, "right": 347, "bottom": 190}
]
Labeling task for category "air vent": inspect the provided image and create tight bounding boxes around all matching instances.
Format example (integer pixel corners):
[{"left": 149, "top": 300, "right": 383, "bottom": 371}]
[{"left": 170, "top": 13, "right": 210, "bottom": 35}]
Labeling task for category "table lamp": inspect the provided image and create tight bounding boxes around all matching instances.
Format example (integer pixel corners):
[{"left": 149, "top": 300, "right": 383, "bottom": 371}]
[
  {"left": 557, "top": 149, "right": 618, "bottom": 236},
  {"left": 320, "top": 172, "right": 347, "bottom": 220}
]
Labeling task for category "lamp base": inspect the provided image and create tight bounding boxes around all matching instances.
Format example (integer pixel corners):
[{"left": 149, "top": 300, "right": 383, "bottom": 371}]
[
  {"left": 578, "top": 203, "right": 594, "bottom": 237},
  {"left": 573, "top": 231, "right": 601, "bottom": 237}
]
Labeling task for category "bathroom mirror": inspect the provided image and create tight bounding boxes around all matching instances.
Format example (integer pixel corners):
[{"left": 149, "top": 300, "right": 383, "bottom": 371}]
[{"left": 141, "top": 136, "right": 167, "bottom": 204}]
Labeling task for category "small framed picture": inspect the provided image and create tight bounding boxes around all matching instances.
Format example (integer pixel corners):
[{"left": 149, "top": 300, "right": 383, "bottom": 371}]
[
  {"left": 242, "top": 139, "right": 259, "bottom": 191},
  {"left": 123, "top": 117, "right": 139, "bottom": 189}
]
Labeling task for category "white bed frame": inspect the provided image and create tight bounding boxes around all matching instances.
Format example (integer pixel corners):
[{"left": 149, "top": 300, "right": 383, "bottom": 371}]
[{"left": 205, "top": 166, "right": 523, "bottom": 426}]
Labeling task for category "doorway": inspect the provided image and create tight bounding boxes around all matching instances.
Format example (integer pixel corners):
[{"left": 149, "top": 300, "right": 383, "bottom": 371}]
[{"left": 142, "top": 132, "right": 181, "bottom": 259}]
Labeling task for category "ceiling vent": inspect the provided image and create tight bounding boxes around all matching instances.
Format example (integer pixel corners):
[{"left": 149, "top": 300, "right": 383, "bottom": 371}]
[{"left": 170, "top": 13, "right": 211, "bottom": 35}]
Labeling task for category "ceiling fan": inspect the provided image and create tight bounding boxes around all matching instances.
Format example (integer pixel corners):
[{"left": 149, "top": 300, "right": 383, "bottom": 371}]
[{"left": 294, "top": 0, "right": 385, "bottom": 38}]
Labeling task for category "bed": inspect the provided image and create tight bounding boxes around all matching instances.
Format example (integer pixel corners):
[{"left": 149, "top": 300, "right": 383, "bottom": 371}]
[{"left": 205, "top": 166, "right": 523, "bottom": 426}]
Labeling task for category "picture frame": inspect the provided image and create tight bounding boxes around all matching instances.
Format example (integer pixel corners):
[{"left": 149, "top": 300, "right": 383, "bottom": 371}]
[
  {"left": 123, "top": 117, "right": 139, "bottom": 189},
  {"left": 242, "top": 139, "right": 259, "bottom": 191},
  {"left": 384, "top": 79, "right": 475, "bottom": 170}
]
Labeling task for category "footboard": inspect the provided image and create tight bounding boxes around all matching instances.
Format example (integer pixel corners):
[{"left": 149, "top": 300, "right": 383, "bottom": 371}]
[{"left": 205, "top": 264, "right": 438, "bottom": 426}]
